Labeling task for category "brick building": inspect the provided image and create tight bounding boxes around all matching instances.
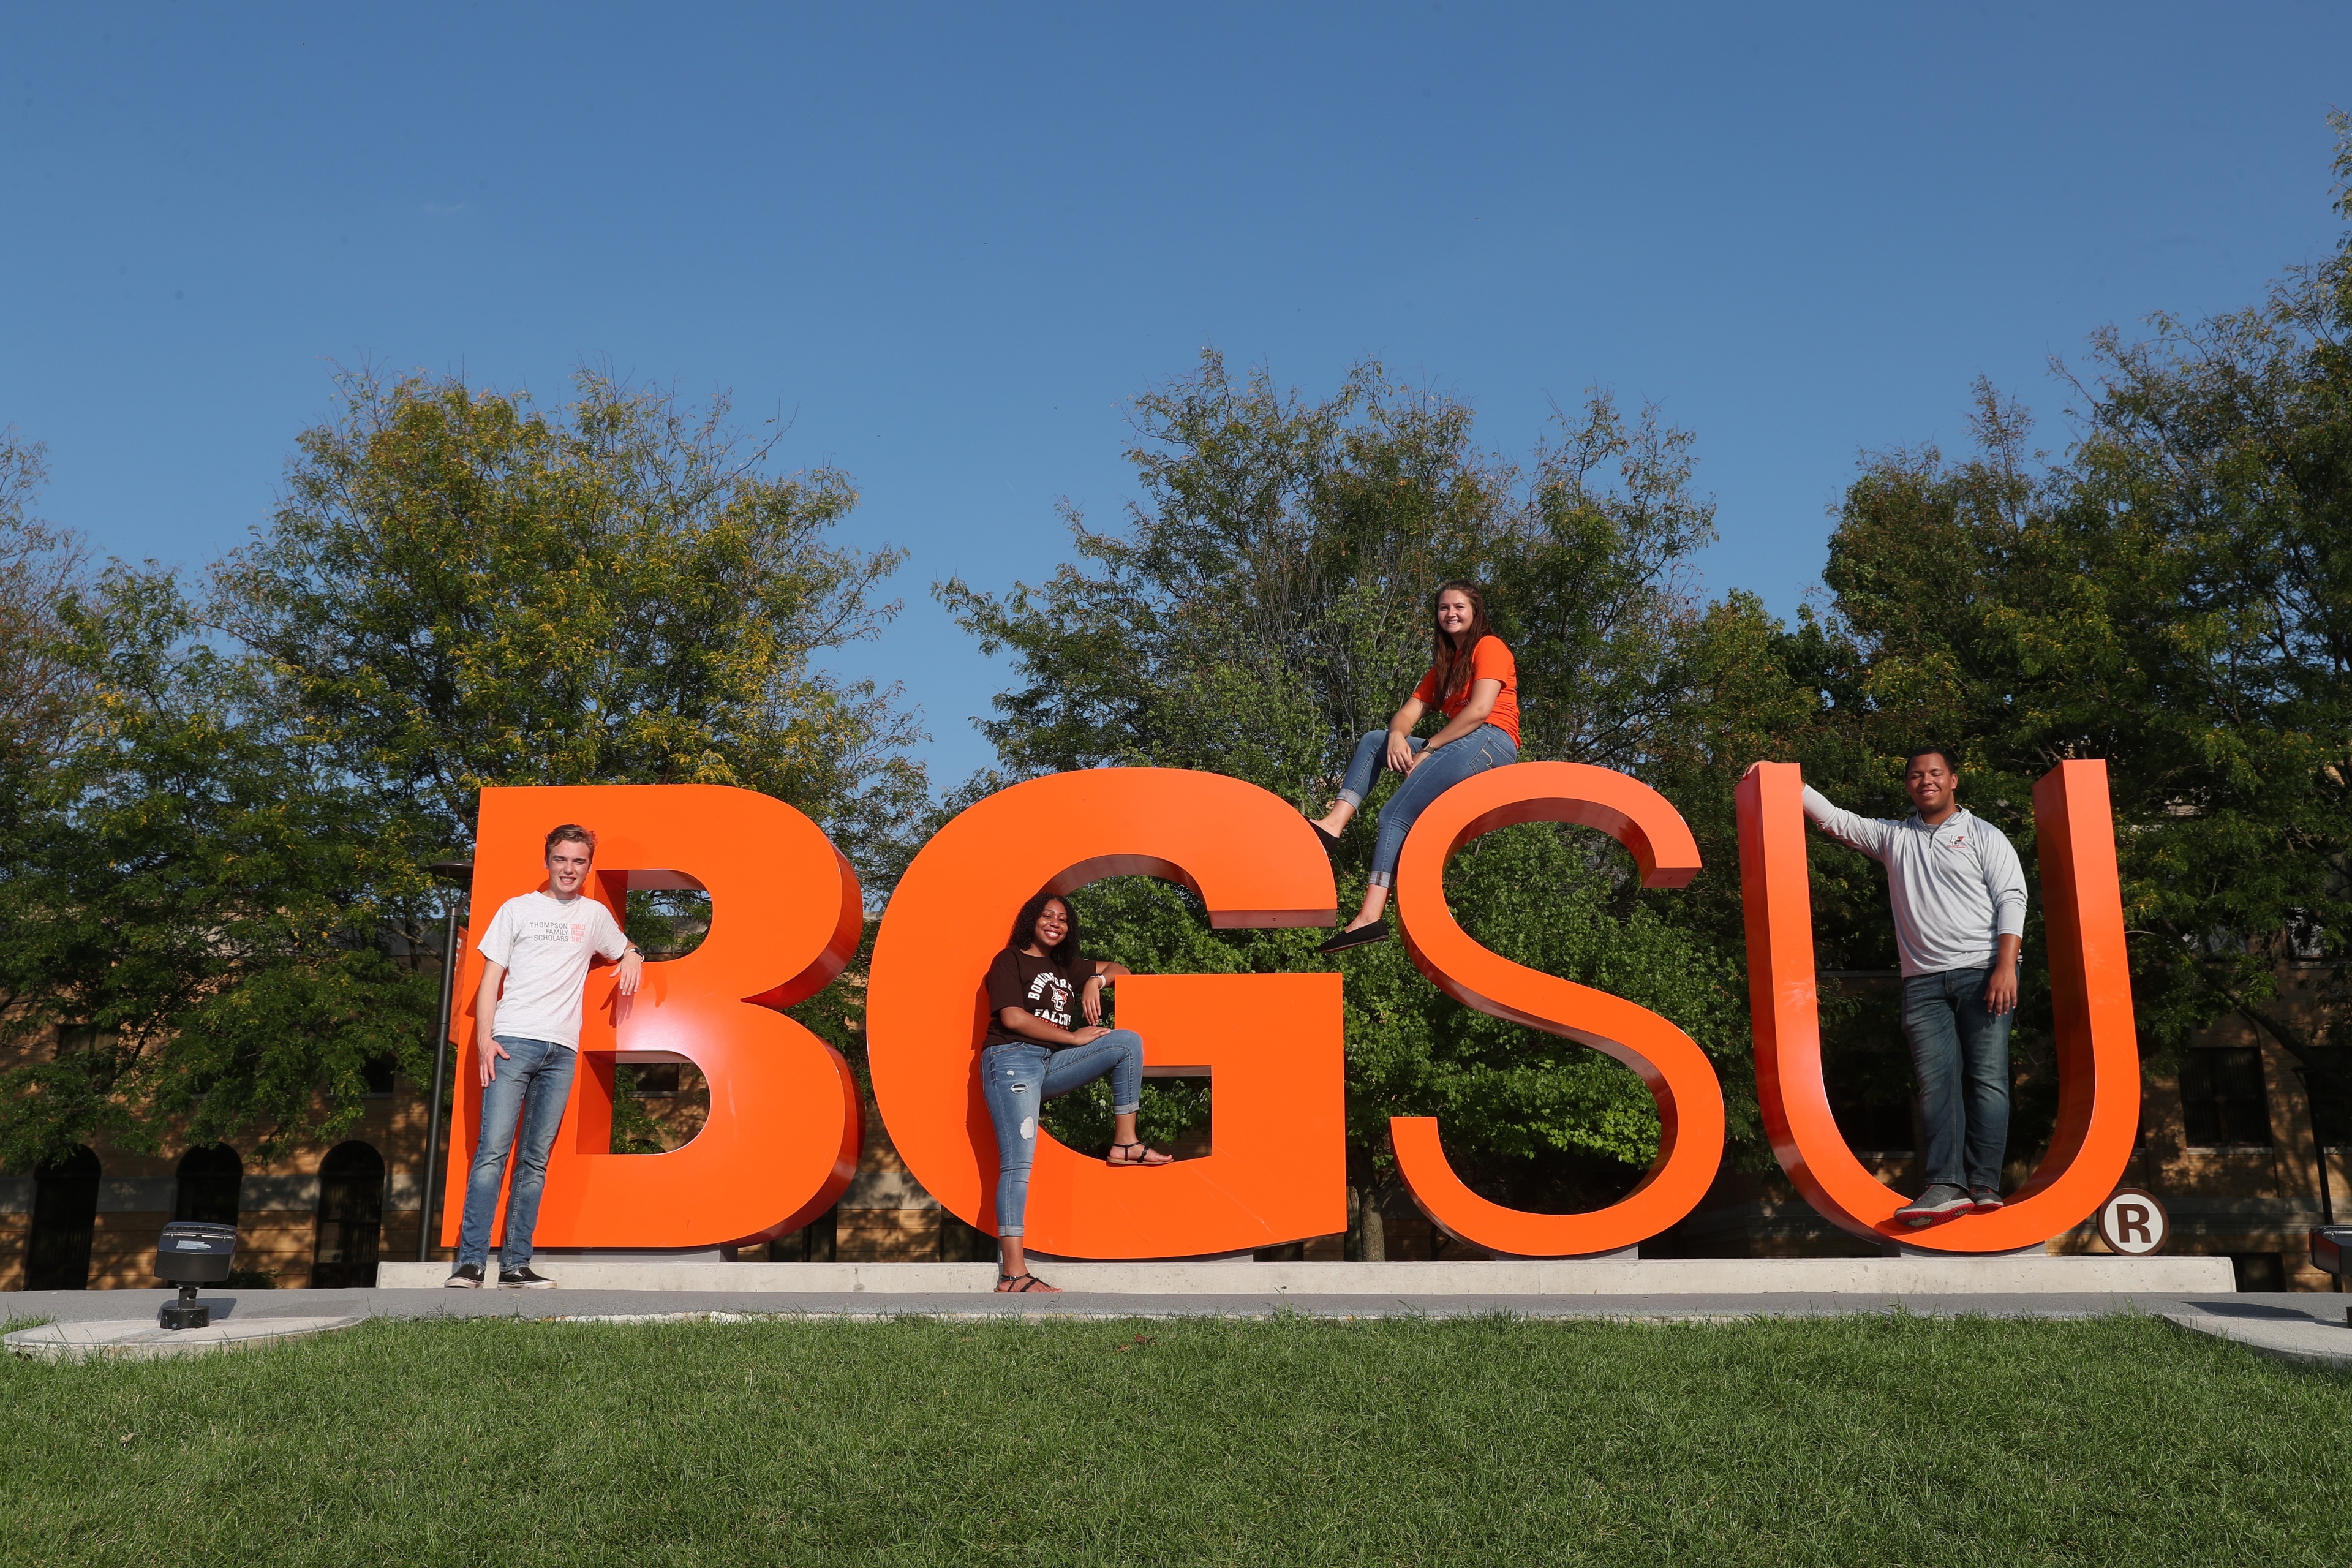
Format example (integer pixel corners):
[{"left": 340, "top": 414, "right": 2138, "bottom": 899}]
[{"left": 6, "top": 971, "right": 2343, "bottom": 1289}]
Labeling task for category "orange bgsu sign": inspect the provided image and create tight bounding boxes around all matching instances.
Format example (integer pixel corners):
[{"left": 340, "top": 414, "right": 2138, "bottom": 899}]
[{"left": 440, "top": 760, "right": 2138, "bottom": 1258}]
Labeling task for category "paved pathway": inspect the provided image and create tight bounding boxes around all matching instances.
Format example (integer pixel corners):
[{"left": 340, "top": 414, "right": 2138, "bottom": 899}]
[{"left": 7, "top": 1285, "right": 2348, "bottom": 1335}]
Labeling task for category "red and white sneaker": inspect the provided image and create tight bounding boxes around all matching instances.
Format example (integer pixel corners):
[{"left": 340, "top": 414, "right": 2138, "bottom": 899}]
[{"left": 1969, "top": 1186, "right": 2005, "bottom": 1213}]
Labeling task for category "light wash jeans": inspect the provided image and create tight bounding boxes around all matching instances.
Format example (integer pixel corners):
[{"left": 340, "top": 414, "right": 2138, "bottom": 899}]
[
  {"left": 456, "top": 1035, "right": 576, "bottom": 1270},
  {"left": 979, "top": 1031, "right": 1145, "bottom": 1238},
  {"left": 1901, "top": 966, "right": 2012, "bottom": 1190},
  {"left": 1337, "top": 723, "right": 1520, "bottom": 885}
]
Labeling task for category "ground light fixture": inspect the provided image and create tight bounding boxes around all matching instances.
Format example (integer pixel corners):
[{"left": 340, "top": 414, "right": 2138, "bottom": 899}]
[{"left": 154, "top": 1220, "right": 236, "bottom": 1329}]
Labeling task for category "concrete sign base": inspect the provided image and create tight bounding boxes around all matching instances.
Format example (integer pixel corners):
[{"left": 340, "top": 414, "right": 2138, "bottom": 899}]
[{"left": 375, "top": 1254, "right": 2236, "bottom": 1295}]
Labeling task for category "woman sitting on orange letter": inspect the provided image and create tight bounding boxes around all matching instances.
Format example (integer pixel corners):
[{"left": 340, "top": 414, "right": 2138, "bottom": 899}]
[
  {"left": 979, "top": 889, "right": 1172, "bottom": 1294},
  {"left": 1309, "top": 579, "right": 1520, "bottom": 954}
]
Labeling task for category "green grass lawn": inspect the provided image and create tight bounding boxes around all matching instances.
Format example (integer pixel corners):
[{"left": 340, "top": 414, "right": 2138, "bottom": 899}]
[{"left": 2, "top": 1311, "right": 2346, "bottom": 1566}]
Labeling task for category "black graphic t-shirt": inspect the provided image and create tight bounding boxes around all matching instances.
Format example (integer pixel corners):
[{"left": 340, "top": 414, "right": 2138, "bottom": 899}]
[{"left": 982, "top": 948, "right": 1087, "bottom": 1048}]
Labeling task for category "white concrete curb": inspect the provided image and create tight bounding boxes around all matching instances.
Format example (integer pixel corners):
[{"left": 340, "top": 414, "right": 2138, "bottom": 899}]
[{"left": 376, "top": 1255, "right": 2238, "bottom": 1295}]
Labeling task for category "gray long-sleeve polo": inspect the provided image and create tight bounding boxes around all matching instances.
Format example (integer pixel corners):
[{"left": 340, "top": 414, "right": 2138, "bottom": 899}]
[{"left": 1801, "top": 785, "right": 2028, "bottom": 978}]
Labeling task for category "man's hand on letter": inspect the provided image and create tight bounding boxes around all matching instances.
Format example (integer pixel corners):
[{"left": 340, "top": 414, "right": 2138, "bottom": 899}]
[{"left": 616, "top": 947, "right": 644, "bottom": 997}]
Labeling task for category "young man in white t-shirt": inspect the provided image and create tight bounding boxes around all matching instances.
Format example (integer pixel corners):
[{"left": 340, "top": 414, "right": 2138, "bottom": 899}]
[{"left": 445, "top": 824, "right": 644, "bottom": 1287}]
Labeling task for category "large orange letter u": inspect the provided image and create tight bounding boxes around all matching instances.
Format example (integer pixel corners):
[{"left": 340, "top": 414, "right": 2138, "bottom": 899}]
[{"left": 1735, "top": 760, "right": 2140, "bottom": 1250}]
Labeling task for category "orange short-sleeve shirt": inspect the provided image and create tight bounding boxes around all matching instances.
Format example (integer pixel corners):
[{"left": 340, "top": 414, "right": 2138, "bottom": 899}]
[{"left": 1411, "top": 634, "right": 1519, "bottom": 746}]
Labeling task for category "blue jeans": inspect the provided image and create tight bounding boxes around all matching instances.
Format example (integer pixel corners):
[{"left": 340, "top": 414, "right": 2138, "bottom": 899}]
[
  {"left": 1902, "top": 966, "right": 2012, "bottom": 1190},
  {"left": 1338, "top": 724, "right": 1519, "bottom": 885},
  {"left": 979, "top": 1031, "right": 1145, "bottom": 1239},
  {"left": 456, "top": 1035, "right": 577, "bottom": 1270}
]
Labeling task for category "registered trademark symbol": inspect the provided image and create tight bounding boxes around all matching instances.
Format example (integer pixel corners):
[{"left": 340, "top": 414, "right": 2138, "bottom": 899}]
[{"left": 2095, "top": 1188, "right": 2171, "bottom": 1255}]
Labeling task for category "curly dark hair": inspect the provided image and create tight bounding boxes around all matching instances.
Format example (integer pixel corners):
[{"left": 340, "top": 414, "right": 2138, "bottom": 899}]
[{"left": 1008, "top": 888, "right": 1086, "bottom": 972}]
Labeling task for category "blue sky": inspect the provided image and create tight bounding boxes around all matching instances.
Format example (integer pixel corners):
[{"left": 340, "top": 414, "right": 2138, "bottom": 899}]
[{"left": 4, "top": 4, "right": 2348, "bottom": 788}]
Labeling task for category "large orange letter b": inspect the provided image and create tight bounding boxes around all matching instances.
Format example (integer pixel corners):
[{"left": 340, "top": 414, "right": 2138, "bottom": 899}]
[{"left": 440, "top": 785, "right": 864, "bottom": 1250}]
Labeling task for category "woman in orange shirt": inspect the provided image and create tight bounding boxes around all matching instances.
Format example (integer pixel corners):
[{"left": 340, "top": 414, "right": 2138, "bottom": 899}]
[{"left": 1310, "top": 580, "right": 1520, "bottom": 954}]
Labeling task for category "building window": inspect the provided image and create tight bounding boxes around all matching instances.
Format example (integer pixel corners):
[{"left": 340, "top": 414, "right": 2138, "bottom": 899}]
[
  {"left": 940, "top": 1210, "right": 993, "bottom": 1263},
  {"left": 360, "top": 1057, "right": 396, "bottom": 1098},
  {"left": 2179, "top": 1048, "right": 2272, "bottom": 1147},
  {"left": 2305, "top": 1049, "right": 2352, "bottom": 1150},
  {"left": 2230, "top": 1252, "right": 2286, "bottom": 1293},
  {"left": 1830, "top": 1096, "right": 1913, "bottom": 1154},
  {"left": 775, "top": 1207, "right": 839, "bottom": 1262},
  {"left": 54, "top": 1024, "right": 113, "bottom": 1057},
  {"left": 312, "top": 1141, "right": 385, "bottom": 1289},
  {"left": 175, "top": 1144, "right": 243, "bottom": 1225},
  {"left": 624, "top": 1063, "right": 680, "bottom": 1098},
  {"left": 28, "top": 1147, "right": 101, "bottom": 1291}
]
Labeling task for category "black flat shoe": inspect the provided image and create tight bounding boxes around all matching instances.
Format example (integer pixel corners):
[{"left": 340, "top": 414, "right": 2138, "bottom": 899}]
[
  {"left": 1317, "top": 919, "right": 1389, "bottom": 955},
  {"left": 1308, "top": 820, "right": 1343, "bottom": 856}
]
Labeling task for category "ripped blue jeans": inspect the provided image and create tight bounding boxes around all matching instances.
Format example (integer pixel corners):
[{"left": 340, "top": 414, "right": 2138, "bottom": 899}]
[{"left": 979, "top": 1033, "right": 1144, "bottom": 1238}]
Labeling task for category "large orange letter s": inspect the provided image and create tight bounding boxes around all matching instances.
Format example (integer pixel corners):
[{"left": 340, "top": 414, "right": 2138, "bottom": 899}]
[
  {"left": 1389, "top": 763, "right": 1727, "bottom": 1257},
  {"left": 441, "top": 784, "right": 863, "bottom": 1251},
  {"left": 866, "top": 769, "right": 1346, "bottom": 1260}
]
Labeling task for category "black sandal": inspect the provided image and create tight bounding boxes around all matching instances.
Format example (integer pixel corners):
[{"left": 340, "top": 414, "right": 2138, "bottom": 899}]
[
  {"left": 995, "top": 1273, "right": 1059, "bottom": 1293},
  {"left": 1107, "top": 1140, "right": 1174, "bottom": 1167},
  {"left": 1317, "top": 919, "right": 1389, "bottom": 955}
]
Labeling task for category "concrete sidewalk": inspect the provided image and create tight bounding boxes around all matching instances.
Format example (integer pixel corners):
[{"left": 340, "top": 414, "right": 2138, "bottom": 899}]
[
  {"left": 15, "top": 1284, "right": 2352, "bottom": 1369},
  {"left": 6, "top": 1283, "right": 2343, "bottom": 1329}
]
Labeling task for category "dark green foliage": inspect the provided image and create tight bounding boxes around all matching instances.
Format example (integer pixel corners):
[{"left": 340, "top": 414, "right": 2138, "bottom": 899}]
[
  {"left": 1, "top": 1314, "right": 2347, "bottom": 1566},
  {"left": 1797, "top": 129, "right": 2352, "bottom": 1072},
  {"left": 0, "top": 371, "right": 929, "bottom": 1169},
  {"left": 0, "top": 571, "right": 437, "bottom": 1167},
  {"left": 217, "top": 368, "right": 928, "bottom": 874}
]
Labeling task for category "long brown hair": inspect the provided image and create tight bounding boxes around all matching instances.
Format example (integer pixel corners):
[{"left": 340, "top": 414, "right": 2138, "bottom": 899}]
[{"left": 1428, "top": 579, "right": 1494, "bottom": 702}]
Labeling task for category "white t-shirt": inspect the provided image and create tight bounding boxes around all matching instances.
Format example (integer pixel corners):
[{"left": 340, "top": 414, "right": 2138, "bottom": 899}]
[{"left": 476, "top": 890, "right": 630, "bottom": 1050}]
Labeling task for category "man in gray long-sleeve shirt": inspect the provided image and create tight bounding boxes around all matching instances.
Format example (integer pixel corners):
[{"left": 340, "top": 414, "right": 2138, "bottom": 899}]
[{"left": 1800, "top": 746, "right": 2027, "bottom": 1227}]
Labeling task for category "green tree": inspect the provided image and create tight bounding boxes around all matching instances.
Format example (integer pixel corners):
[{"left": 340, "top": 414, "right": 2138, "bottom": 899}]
[
  {"left": 0, "top": 433, "right": 88, "bottom": 770},
  {"left": 216, "top": 368, "right": 928, "bottom": 875},
  {"left": 0, "top": 567, "right": 436, "bottom": 1167},
  {"left": 0, "top": 367, "right": 933, "bottom": 1169},
  {"left": 943, "top": 352, "right": 1751, "bottom": 1254},
  {"left": 1757, "top": 117, "right": 2352, "bottom": 1150},
  {"left": 2048, "top": 177, "right": 2352, "bottom": 1071}
]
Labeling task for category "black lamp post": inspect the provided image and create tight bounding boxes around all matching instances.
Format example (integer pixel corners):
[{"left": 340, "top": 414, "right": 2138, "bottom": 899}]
[{"left": 417, "top": 861, "right": 473, "bottom": 1263}]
